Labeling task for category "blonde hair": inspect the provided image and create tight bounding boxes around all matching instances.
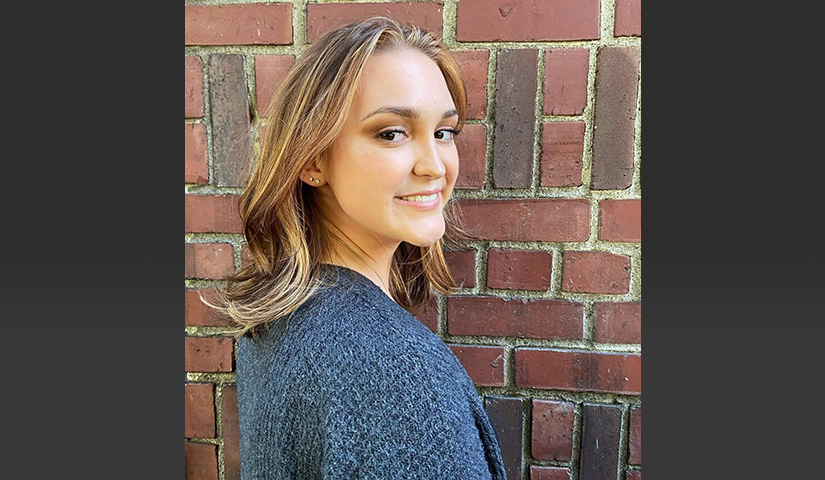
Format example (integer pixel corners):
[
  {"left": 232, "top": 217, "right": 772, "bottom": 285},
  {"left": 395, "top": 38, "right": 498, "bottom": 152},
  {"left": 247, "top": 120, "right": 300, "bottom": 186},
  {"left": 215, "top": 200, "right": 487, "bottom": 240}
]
[{"left": 203, "top": 17, "right": 472, "bottom": 337}]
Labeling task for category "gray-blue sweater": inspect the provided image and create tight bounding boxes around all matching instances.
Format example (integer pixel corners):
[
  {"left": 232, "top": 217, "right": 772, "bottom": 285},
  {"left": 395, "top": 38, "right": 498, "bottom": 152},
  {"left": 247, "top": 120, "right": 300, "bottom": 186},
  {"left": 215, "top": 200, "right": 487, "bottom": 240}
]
[{"left": 236, "top": 264, "right": 506, "bottom": 479}]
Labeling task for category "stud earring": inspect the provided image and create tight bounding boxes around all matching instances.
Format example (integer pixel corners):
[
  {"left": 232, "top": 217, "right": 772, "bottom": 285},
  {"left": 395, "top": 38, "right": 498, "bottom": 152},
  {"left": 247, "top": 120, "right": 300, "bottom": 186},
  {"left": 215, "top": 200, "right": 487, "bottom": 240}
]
[{"left": 309, "top": 177, "right": 320, "bottom": 185}]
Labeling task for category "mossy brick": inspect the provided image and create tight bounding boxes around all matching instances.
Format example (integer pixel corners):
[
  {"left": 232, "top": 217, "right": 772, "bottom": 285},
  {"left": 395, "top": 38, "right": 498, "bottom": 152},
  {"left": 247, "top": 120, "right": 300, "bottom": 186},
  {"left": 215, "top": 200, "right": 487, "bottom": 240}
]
[
  {"left": 209, "top": 54, "right": 252, "bottom": 187},
  {"left": 492, "top": 49, "right": 537, "bottom": 188},
  {"left": 456, "top": 0, "right": 600, "bottom": 41}
]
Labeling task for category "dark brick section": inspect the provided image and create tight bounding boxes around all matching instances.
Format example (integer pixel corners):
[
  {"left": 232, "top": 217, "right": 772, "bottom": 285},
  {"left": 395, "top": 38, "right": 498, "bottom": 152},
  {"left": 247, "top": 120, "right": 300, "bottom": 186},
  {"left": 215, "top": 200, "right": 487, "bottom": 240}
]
[
  {"left": 515, "top": 348, "right": 641, "bottom": 395},
  {"left": 222, "top": 385, "right": 241, "bottom": 480},
  {"left": 306, "top": 2, "right": 443, "bottom": 43},
  {"left": 448, "top": 296, "right": 583, "bottom": 340},
  {"left": 540, "top": 122, "right": 585, "bottom": 187},
  {"left": 209, "top": 54, "right": 252, "bottom": 187},
  {"left": 458, "top": 198, "right": 590, "bottom": 242},
  {"left": 487, "top": 248, "right": 553, "bottom": 291},
  {"left": 448, "top": 344, "right": 506, "bottom": 387},
  {"left": 579, "top": 403, "right": 622, "bottom": 480},
  {"left": 456, "top": 0, "right": 600, "bottom": 41},
  {"left": 444, "top": 249, "right": 476, "bottom": 288},
  {"left": 493, "top": 49, "right": 538, "bottom": 188},
  {"left": 591, "top": 47, "right": 640, "bottom": 190},
  {"left": 185, "top": 442, "right": 218, "bottom": 480},
  {"left": 531, "top": 399, "right": 575, "bottom": 461},
  {"left": 484, "top": 396, "right": 524, "bottom": 480},
  {"left": 454, "top": 123, "right": 487, "bottom": 189},
  {"left": 530, "top": 466, "right": 572, "bottom": 480},
  {"left": 185, "top": 384, "right": 215, "bottom": 438},
  {"left": 628, "top": 406, "right": 641, "bottom": 465}
]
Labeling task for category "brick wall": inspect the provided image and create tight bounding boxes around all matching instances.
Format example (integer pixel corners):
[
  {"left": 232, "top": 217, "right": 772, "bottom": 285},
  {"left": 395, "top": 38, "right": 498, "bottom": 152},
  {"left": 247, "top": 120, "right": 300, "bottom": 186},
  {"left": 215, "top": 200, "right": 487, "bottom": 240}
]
[{"left": 185, "top": 1, "right": 641, "bottom": 479}]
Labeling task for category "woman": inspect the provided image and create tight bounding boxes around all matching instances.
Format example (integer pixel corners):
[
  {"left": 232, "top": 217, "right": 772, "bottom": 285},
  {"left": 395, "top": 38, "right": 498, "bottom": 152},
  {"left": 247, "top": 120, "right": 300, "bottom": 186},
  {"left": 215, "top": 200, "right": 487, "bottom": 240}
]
[{"left": 204, "top": 17, "right": 506, "bottom": 479}]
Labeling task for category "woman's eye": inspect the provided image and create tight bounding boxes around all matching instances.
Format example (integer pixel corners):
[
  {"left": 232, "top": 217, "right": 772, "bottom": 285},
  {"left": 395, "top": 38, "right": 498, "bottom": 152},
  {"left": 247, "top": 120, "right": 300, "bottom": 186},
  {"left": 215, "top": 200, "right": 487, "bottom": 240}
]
[
  {"left": 378, "top": 130, "right": 405, "bottom": 142},
  {"left": 435, "top": 128, "right": 460, "bottom": 141}
]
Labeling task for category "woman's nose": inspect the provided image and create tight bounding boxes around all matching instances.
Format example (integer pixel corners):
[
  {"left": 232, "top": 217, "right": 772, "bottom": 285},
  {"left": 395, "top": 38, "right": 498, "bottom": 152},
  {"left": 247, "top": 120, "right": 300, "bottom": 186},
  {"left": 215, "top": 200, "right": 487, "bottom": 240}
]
[{"left": 413, "top": 138, "right": 447, "bottom": 178}]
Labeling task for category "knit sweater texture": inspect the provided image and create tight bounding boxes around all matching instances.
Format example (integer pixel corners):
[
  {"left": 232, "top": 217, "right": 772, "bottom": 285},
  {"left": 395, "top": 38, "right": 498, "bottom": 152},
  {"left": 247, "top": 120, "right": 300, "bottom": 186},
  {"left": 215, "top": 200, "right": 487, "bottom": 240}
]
[{"left": 236, "top": 264, "right": 506, "bottom": 479}]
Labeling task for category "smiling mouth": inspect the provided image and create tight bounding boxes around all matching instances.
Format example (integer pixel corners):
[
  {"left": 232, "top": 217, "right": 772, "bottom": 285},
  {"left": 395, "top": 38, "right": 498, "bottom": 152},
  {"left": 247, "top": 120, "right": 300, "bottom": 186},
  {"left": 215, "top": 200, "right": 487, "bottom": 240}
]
[{"left": 396, "top": 193, "right": 438, "bottom": 202}]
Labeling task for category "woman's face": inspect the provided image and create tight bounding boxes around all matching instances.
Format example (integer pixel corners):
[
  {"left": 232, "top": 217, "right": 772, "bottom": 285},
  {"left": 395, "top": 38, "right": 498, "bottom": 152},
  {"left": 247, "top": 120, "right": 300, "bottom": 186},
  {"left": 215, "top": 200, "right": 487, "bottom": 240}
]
[{"left": 317, "top": 47, "right": 459, "bottom": 250}]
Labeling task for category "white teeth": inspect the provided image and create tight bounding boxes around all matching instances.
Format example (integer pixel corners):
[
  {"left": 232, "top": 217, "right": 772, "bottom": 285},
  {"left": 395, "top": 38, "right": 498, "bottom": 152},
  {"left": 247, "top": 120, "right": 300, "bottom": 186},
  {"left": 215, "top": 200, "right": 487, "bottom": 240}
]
[{"left": 399, "top": 193, "right": 437, "bottom": 202}]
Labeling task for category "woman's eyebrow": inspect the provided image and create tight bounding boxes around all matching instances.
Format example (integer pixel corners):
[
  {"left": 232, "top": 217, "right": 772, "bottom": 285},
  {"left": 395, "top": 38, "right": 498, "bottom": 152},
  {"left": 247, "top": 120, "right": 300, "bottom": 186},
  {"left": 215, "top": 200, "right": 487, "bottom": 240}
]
[{"left": 361, "top": 106, "right": 458, "bottom": 122}]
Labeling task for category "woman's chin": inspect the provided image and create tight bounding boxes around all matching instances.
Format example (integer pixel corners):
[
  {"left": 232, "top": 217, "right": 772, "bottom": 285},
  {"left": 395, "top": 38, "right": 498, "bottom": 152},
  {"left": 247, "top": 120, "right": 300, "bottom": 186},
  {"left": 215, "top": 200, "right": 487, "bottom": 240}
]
[{"left": 404, "top": 224, "right": 446, "bottom": 247}]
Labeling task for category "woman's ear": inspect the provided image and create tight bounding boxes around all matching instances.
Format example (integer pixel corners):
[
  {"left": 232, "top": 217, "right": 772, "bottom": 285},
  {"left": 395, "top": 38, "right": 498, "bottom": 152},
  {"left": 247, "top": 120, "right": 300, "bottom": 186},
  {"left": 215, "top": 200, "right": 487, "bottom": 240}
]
[{"left": 301, "top": 155, "right": 326, "bottom": 187}]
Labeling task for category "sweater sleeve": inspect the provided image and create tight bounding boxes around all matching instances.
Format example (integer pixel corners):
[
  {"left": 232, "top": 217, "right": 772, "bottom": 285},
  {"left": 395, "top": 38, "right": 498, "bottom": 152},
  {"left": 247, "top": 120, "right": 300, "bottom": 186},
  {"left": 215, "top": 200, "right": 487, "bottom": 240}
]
[{"left": 313, "top": 337, "right": 497, "bottom": 480}]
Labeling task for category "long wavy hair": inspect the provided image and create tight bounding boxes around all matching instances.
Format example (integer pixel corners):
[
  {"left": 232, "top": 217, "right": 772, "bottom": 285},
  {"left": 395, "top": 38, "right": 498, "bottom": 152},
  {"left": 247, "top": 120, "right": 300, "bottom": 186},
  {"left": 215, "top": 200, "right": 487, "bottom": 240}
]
[{"left": 202, "top": 17, "right": 473, "bottom": 338}]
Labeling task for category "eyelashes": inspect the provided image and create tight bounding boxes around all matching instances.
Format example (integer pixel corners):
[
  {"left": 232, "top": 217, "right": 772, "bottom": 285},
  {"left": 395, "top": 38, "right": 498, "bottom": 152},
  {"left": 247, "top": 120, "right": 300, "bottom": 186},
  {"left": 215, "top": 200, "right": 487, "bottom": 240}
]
[{"left": 377, "top": 128, "right": 461, "bottom": 143}]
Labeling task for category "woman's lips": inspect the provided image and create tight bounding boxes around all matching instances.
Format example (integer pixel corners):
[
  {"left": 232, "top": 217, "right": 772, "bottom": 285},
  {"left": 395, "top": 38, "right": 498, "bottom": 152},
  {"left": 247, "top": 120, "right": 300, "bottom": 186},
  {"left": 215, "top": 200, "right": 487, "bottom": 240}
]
[{"left": 393, "top": 191, "right": 441, "bottom": 210}]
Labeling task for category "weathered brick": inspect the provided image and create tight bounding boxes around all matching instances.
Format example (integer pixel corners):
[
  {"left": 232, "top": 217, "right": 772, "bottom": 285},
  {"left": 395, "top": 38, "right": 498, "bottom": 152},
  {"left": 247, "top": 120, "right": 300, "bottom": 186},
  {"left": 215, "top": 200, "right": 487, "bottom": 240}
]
[
  {"left": 540, "top": 121, "right": 585, "bottom": 187},
  {"left": 306, "top": 2, "right": 443, "bottom": 43},
  {"left": 448, "top": 344, "right": 505, "bottom": 387},
  {"left": 531, "top": 399, "right": 575, "bottom": 461},
  {"left": 625, "top": 470, "right": 641, "bottom": 480},
  {"left": 484, "top": 396, "right": 524, "bottom": 479},
  {"left": 185, "top": 383, "right": 215, "bottom": 438},
  {"left": 411, "top": 299, "right": 438, "bottom": 333},
  {"left": 185, "top": 123, "right": 208, "bottom": 184},
  {"left": 615, "top": 0, "right": 641, "bottom": 37},
  {"left": 185, "top": 56, "right": 204, "bottom": 118},
  {"left": 209, "top": 54, "right": 252, "bottom": 187},
  {"left": 487, "top": 248, "right": 552, "bottom": 291},
  {"left": 492, "top": 49, "right": 537, "bottom": 188},
  {"left": 544, "top": 49, "right": 589, "bottom": 115},
  {"left": 629, "top": 406, "right": 641, "bottom": 464},
  {"left": 185, "top": 195, "right": 243, "bottom": 233},
  {"left": 185, "top": 4, "right": 292, "bottom": 46},
  {"left": 562, "top": 251, "right": 631, "bottom": 294},
  {"left": 454, "top": 123, "right": 486, "bottom": 189},
  {"left": 448, "top": 296, "right": 583, "bottom": 339},
  {"left": 515, "top": 348, "right": 641, "bottom": 394},
  {"left": 185, "top": 337, "right": 234, "bottom": 372},
  {"left": 221, "top": 385, "right": 241, "bottom": 480},
  {"left": 599, "top": 199, "right": 641, "bottom": 242},
  {"left": 453, "top": 50, "right": 489, "bottom": 120},
  {"left": 444, "top": 249, "right": 476, "bottom": 288},
  {"left": 186, "top": 289, "right": 230, "bottom": 327},
  {"left": 458, "top": 198, "right": 590, "bottom": 242},
  {"left": 591, "top": 47, "right": 640, "bottom": 190},
  {"left": 185, "top": 243, "right": 235, "bottom": 279},
  {"left": 579, "top": 403, "right": 622, "bottom": 480},
  {"left": 254, "top": 55, "right": 294, "bottom": 115},
  {"left": 530, "top": 466, "right": 571, "bottom": 480},
  {"left": 593, "top": 302, "right": 641, "bottom": 344},
  {"left": 185, "top": 442, "right": 218, "bottom": 480},
  {"left": 456, "top": 0, "right": 600, "bottom": 41}
]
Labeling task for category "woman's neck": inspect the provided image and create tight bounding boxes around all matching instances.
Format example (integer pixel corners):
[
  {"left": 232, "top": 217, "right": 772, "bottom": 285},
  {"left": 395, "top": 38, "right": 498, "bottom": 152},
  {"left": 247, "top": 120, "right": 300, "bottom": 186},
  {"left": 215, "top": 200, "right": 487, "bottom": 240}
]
[{"left": 325, "top": 235, "right": 398, "bottom": 300}]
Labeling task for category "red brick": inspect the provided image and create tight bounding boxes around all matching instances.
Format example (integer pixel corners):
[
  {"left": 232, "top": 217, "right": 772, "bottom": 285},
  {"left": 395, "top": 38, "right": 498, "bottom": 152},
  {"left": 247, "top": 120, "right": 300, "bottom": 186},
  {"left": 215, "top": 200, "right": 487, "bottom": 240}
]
[
  {"left": 185, "top": 384, "right": 215, "bottom": 438},
  {"left": 626, "top": 470, "right": 641, "bottom": 480},
  {"left": 544, "top": 49, "right": 589, "bottom": 115},
  {"left": 410, "top": 300, "right": 438, "bottom": 333},
  {"left": 186, "top": 289, "right": 230, "bottom": 327},
  {"left": 255, "top": 55, "right": 294, "bottom": 115},
  {"left": 562, "top": 251, "right": 630, "bottom": 294},
  {"left": 185, "top": 195, "right": 243, "bottom": 233},
  {"left": 444, "top": 249, "right": 476, "bottom": 288},
  {"left": 185, "top": 56, "right": 204, "bottom": 118},
  {"left": 492, "top": 49, "right": 537, "bottom": 188},
  {"left": 530, "top": 466, "right": 571, "bottom": 480},
  {"left": 456, "top": 0, "right": 600, "bottom": 41},
  {"left": 185, "top": 4, "right": 292, "bottom": 46},
  {"left": 221, "top": 386, "right": 241, "bottom": 480},
  {"left": 185, "top": 337, "right": 234, "bottom": 372},
  {"left": 541, "top": 121, "right": 584, "bottom": 187},
  {"left": 306, "top": 2, "right": 443, "bottom": 43},
  {"left": 209, "top": 54, "right": 253, "bottom": 187},
  {"left": 591, "top": 47, "right": 640, "bottom": 190},
  {"left": 487, "top": 249, "right": 552, "bottom": 291},
  {"left": 455, "top": 123, "right": 486, "bottom": 189},
  {"left": 185, "top": 442, "right": 218, "bottom": 480},
  {"left": 185, "top": 243, "right": 235, "bottom": 279},
  {"left": 580, "top": 403, "right": 622, "bottom": 480},
  {"left": 629, "top": 406, "right": 641, "bottom": 464},
  {"left": 515, "top": 348, "right": 641, "bottom": 394},
  {"left": 594, "top": 302, "right": 641, "bottom": 344},
  {"left": 453, "top": 50, "right": 489, "bottom": 120},
  {"left": 458, "top": 198, "right": 590, "bottom": 242},
  {"left": 448, "top": 344, "right": 505, "bottom": 387},
  {"left": 448, "top": 296, "right": 583, "bottom": 340},
  {"left": 615, "top": 0, "right": 641, "bottom": 37},
  {"left": 599, "top": 199, "right": 641, "bottom": 242},
  {"left": 185, "top": 124, "right": 208, "bottom": 184},
  {"left": 531, "top": 399, "right": 575, "bottom": 461},
  {"left": 484, "top": 396, "right": 524, "bottom": 478}
]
